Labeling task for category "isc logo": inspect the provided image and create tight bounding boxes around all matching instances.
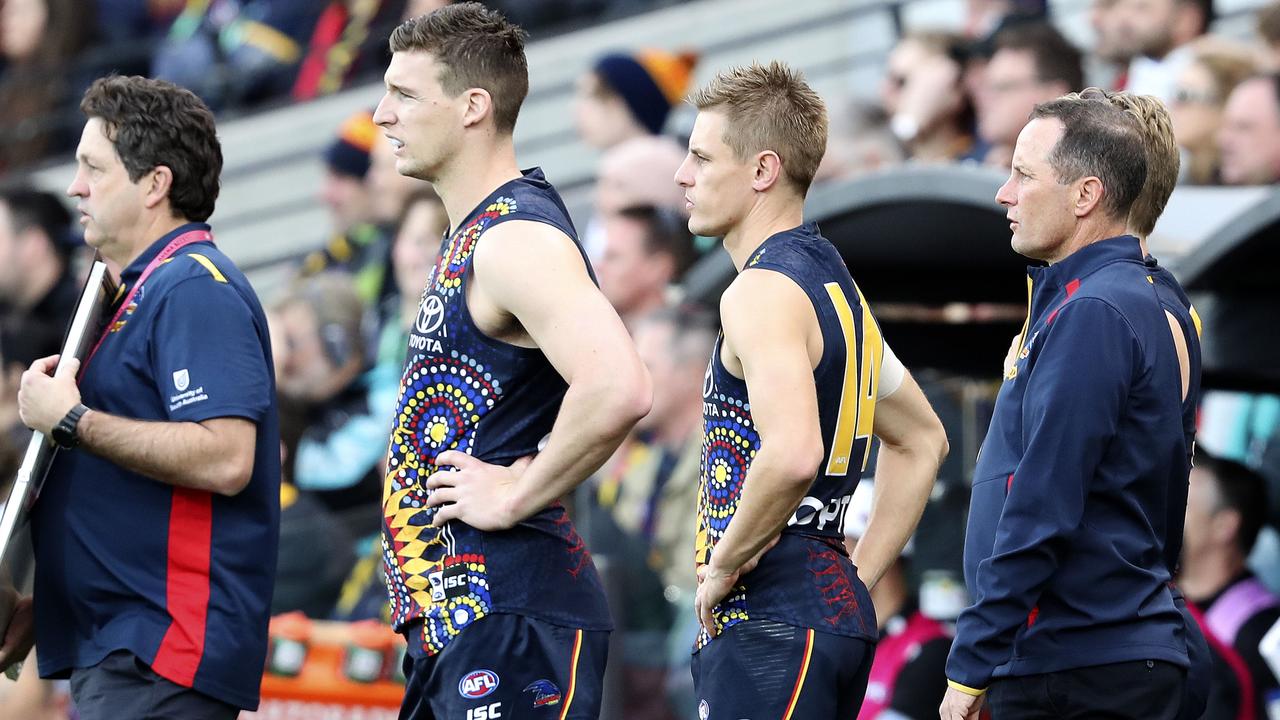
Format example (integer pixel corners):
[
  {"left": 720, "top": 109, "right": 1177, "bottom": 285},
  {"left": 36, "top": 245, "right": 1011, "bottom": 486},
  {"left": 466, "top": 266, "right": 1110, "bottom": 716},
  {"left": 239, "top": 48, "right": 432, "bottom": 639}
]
[
  {"left": 444, "top": 574, "right": 468, "bottom": 589},
  {"left": 459, "top": 669, "right": 500, "bottom": 699},
  {"left": 467, "top": 703, "right": 502, "bottom": 720}
]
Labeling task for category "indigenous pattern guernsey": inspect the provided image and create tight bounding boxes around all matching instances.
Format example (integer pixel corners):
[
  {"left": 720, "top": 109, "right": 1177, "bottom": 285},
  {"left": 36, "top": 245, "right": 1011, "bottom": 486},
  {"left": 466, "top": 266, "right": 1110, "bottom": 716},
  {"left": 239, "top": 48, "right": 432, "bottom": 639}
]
[
  {"left": 382, "top": 168, "right": 610, "bottom": 655},
  {"left": 696, "top": 222, "right": 878, "bottom": 650}
]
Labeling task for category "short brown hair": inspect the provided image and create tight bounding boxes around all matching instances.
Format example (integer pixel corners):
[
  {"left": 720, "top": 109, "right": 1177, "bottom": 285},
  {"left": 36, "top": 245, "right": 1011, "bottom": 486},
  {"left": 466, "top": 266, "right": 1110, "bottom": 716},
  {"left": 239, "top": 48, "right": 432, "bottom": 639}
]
[
  {"left": 635, "top": 303, "right": 719, "bottom": 364},
  {"left": 1195, "top": 451, "right": 1269, "bottom": 556},
  {"left": 398, "top": 186, "right": 448, "bottom": 237},
  {"left": 389, "top": 2, "right": 529, "bottom": 135},
  {"left": 994, "top": 22, "right": 1085, "bottom": 92},
  {"left": 80, "top": 76, "right": 222, "bottom": 222},
  {"left": 1073, "top": 88, "right": 1178, "bottom": 237},
  {"left": 0, "top": 187, "right": 73, "bottom": 260},
  {"left": 278, "top": 272, "right": 368, "bottom": 366},
  {"left": 688, "top": 61, "right": 828, "bottom": 194},
  {"left": 1031, "top": 95, "right": 1148, "bottom": 220},
  {"left": 616, "top": 205, "right": 697, "bottom": 279},
  {"left": 903, "top": 31, "right": 968, "bottom": 63}
]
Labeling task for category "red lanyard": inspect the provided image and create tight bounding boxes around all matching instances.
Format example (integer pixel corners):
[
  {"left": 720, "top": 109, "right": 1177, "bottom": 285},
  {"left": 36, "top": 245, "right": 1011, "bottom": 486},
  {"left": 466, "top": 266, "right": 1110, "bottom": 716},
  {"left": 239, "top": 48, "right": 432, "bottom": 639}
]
[{"left": 80, "top": 229, "right": 213, "bottom": 374}]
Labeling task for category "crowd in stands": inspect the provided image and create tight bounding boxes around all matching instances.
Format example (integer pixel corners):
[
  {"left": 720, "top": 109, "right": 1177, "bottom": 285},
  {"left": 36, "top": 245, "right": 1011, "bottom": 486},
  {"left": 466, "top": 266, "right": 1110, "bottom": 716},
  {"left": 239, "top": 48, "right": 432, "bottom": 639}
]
[
  {"left": 2, "top": 0, "right": 1280, "bottom": 717},
  {"left": 0, "top": 0, "right": 688, "bottom": 174},
  {"left": 778, "top": 0, "right": 1280, "bottom": 194}
]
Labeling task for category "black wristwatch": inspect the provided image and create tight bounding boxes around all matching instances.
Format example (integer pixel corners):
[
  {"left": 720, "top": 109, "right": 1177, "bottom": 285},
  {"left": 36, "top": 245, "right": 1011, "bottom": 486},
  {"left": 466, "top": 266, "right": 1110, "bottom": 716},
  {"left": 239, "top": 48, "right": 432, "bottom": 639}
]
[{"left": 51, "top": 403, "right": 89, "bottom": 450}]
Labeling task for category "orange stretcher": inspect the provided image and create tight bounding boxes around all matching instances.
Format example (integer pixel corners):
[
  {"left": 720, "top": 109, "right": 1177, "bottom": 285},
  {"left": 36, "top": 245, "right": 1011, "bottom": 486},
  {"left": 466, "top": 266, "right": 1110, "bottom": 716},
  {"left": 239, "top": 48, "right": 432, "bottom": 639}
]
[{"left": 240, "top": 613, "right": 405, "bottom": 720}]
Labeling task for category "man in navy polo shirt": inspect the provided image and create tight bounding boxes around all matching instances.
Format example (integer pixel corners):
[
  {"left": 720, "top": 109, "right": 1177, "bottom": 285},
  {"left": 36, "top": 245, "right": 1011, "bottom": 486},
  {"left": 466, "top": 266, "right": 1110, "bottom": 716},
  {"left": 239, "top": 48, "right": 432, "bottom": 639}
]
[{"left": 7, "top": 75, "right": 280, "bottom": 719}]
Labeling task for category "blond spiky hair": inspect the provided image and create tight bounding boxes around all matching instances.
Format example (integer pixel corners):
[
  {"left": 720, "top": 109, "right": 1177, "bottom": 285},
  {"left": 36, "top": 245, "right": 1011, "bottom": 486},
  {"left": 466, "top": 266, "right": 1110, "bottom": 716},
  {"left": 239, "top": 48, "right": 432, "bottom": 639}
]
[
  {"left": 688, "top": 61, "right": 828, "bottom": 194},
  {"left": 1066, "top": 87, "right": 1178, "bottom": 237}
]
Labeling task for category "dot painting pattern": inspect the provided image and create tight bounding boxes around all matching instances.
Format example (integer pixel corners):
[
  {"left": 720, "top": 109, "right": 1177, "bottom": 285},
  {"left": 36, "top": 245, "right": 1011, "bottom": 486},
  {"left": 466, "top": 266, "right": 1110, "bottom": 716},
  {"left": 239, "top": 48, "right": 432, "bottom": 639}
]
[
  {"left": 382, "top": 197, "right": 516, "bottom": 651},
  {"left": 695, "top": 391, "right": 759, "bottom": 649}
]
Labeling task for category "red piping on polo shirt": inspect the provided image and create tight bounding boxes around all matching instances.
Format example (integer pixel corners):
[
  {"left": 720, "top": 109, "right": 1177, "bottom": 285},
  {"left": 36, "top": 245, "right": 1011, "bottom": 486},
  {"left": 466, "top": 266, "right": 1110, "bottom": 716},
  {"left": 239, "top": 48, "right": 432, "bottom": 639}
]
[{"left": 150, "top": 488, "right": 213, "bottom": 687}]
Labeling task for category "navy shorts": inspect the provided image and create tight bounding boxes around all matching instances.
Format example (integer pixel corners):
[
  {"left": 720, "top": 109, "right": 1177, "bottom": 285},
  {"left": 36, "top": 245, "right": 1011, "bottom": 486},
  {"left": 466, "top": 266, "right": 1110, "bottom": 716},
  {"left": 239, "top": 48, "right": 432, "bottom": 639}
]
[
  {"left": 691, "top": 619, "right": 874, "bottom": 720},
  {"left": 399, "top": 613, "right": 609, "bottom": 720}
]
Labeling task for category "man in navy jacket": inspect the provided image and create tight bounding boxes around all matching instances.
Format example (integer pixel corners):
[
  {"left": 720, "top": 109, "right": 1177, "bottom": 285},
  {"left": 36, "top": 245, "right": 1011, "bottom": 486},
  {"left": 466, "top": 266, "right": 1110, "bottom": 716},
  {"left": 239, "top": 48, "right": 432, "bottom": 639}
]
[{"left": 941, "top": 95, "right": 1192, "bottom": 719}]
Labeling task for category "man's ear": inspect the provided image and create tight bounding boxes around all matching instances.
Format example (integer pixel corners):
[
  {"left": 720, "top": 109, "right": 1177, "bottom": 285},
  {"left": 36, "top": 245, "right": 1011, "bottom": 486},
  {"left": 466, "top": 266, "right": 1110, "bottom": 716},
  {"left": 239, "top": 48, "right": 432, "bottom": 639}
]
[
  {"left": 751, "top": 151, "right": 785, "bottom": 193},
  {"left": 142, "top": 165, "right": 174, "bottom": 211},
  {"left": 1072, "top": 175, "right": 1105, "bottom": 218},
  {"left": 461, "top": 88, "right": 494, "bottom": 129},
  {"left": 1212, "top": 507, "right": 1243, "bottom": 548}
]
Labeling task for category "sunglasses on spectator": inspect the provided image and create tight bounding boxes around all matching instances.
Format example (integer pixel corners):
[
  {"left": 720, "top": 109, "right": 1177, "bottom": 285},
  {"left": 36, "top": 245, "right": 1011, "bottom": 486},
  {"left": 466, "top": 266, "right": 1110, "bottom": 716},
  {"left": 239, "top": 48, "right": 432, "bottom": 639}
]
[
  {"left": 1172, "top": 87, "right": 1219, "bottom": 105},
  {"left": 985, "top": 78, "right": 1043, "bottom": 94}
]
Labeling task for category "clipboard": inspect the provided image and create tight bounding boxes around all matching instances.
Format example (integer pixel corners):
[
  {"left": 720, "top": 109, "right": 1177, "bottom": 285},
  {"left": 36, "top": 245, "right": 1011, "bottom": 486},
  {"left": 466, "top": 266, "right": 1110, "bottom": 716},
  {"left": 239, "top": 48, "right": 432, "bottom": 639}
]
[{"left": 0, "top": 260, "right": 118, "bottom": 671}]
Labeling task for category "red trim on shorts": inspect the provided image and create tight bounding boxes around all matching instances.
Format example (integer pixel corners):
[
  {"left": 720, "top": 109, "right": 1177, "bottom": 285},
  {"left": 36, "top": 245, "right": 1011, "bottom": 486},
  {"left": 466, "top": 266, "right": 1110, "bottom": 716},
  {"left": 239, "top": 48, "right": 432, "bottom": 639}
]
[
  {"left": 558, "top": 629, "right": 584, "bottom": 720},
  {"left": 781, "top": 629, "right": 815, "bottom": 719}
]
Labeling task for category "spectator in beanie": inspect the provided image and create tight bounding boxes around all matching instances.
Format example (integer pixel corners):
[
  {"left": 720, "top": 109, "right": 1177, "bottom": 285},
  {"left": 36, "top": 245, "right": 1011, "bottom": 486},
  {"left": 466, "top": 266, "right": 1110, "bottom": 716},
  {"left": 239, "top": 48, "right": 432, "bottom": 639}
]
[{"left": 574, "top": 48, "right": 698, "bottom": 150}]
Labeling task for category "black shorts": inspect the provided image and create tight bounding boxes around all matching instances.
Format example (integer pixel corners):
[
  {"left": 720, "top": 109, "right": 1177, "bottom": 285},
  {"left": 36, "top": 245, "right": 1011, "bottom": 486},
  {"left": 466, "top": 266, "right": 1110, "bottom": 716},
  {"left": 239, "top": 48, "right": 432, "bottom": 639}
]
[
  {"left": 987, "top": 659, "right": 1186, "bottom": 720},
  {"left": 69, "top": 649, "right": 238, "bottom": 720},
  {"left": 400, "top": 613, "right": 609, "bottom": 720},
  {"left": 691, "top": 618, "right": 874, "bottom": 719}
]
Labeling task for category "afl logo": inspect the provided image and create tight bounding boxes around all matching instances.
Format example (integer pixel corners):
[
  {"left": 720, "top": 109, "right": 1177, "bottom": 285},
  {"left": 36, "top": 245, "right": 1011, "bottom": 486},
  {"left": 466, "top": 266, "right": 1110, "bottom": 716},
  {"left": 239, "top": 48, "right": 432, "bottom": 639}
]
[
  {"left": 458, "top": 669, "right": 499, "bottom": 699},
  {"left": 416, "top": 294, "right": 446, "bottom": 335},
  {"left": 702, "top": 356, "right": 715, "bottom": 399}
]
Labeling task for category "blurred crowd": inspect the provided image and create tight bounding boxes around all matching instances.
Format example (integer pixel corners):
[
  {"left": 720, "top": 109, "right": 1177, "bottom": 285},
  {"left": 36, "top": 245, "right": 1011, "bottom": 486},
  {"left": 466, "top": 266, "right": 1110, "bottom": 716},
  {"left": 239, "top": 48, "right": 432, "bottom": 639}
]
[
  {"left": 2, "top": 0, "right": 1280, "bottom": 717},
  {"left": 820, "top": 0, "right": 1280, "bottom": 187},
  {"left": 0, "top": 0, "right": 686, "bottom": 175}
]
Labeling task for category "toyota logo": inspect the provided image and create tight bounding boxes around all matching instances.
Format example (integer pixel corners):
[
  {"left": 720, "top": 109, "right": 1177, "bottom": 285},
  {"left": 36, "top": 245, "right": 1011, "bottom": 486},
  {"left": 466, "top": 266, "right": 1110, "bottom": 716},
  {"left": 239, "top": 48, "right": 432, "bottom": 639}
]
[{"left": 416, "top": 294, "right": 446, "bottom": 335}]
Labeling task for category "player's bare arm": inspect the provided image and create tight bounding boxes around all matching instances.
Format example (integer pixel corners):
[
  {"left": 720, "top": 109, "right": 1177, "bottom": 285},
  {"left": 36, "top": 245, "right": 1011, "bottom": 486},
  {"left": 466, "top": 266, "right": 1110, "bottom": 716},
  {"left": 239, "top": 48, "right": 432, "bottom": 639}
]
[
  {"left": 852, "top": 371, "right": 947, "bottom": 590},
  {"left": 1165, "top": 310, "right": 1191, "bottom": 401},
  {"left": 696, "top": 269, "right": 824, "bottom": 635},
  {"left": 427, "top": 219, "right": 651, "bottom": 529},
  {"left": 19, "top": 355, "right": 256, "bottom": 496}
]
